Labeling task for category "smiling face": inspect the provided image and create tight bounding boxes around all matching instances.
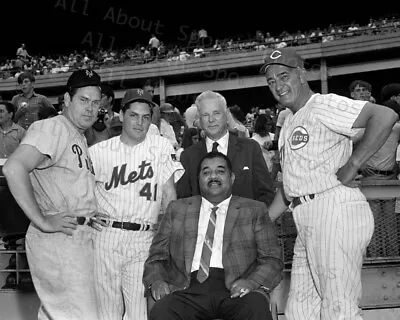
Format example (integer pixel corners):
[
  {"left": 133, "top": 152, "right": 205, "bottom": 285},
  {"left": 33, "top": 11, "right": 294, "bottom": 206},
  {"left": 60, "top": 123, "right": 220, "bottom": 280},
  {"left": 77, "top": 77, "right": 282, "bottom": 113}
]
[
  {"left": 265, "top": 64, "right": 308, "bottom": 113},
  {"left": 120, "top": 101, "right": 152, "bottom": 145},
  {"left": 198, "top": 98, "right": 228, "bottom": 140},
  {"left": 198, "top": 156, "right": 235, "bottom": 204}
]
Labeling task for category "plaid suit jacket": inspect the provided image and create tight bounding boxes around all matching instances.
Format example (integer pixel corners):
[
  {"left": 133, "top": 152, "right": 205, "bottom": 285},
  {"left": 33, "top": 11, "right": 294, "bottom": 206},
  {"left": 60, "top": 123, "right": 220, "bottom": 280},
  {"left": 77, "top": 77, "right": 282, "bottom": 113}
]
[{"left": 143, "top": 195, "right": 283, "bottom": 295}]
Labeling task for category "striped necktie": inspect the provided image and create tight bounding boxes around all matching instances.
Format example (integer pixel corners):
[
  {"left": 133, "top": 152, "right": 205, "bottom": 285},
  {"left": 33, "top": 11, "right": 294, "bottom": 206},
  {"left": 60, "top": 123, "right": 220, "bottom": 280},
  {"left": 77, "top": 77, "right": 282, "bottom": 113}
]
[
  {"left": 212, "top": 142, "right": 219, "bottom": 153},
  {"left": 197, "top": 206, "right": 219, "bottom": 283}
]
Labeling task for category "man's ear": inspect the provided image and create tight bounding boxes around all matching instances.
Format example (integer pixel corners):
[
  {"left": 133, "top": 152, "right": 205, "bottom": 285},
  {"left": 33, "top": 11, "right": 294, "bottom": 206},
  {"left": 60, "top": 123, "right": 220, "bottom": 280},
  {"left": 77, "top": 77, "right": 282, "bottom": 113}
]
[
  {"left": 119, "top": 110, "right": 124, "bottom": 122},
  {"left": 64, "top": 92, "right": 71, "bottom": 108},
  {"left": 230, "top": 172, "right": 236, "bottom": 185},
  {"left": 350, "top": 92, "right": 355, "bottom": 99},
  {"left": 298, "top": 68, "right": 308, "bottom": 84}
]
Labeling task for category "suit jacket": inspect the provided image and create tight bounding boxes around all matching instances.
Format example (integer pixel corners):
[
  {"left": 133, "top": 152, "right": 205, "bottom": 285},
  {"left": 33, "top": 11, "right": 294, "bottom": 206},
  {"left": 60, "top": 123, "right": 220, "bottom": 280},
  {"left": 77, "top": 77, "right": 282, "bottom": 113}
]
[
  {"left": 177, "top": 134, "right": 275, "bottom": 206},
  {"left": 143, "top": 196, "right": 283, "bottom": 295}
]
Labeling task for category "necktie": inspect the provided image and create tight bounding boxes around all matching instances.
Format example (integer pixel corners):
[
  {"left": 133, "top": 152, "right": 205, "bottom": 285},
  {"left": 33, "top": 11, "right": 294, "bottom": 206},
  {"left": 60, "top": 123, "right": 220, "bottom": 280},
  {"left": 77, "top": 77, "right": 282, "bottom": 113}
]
[
  {"left": 212, "top": 142, "right": 219, "bottom": 153},
  {"left": 197, "top": 206, "right": 219, "bottom": 283}
]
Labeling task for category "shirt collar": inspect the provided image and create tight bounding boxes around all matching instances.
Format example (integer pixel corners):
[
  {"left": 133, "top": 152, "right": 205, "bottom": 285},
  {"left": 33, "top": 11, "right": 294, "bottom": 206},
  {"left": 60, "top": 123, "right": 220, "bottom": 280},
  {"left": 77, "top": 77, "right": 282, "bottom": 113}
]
[
  {"left": 20, "top": 91, "right": 36, "bottom": 99},
  {"left": 1, "top": 123, "right": 20, "bottom": 133},
  {"left": 206, "top": 131, "right": 229, "bottom": 151},
  {"left": 201, "top": 195, "right": 232, "bottom": 214}
]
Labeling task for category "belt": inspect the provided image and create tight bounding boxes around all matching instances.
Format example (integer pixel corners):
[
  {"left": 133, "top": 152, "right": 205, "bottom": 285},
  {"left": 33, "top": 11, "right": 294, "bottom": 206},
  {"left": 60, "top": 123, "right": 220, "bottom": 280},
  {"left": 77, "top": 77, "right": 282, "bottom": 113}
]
[
  {"left": 291, "top": 194, "right": 315, "bottom": 209},
  {"left": 76, "top": 217, "right": 152, "bottom": 231},
  {"left": 370, "top": 169, "right": 394, "bottom": 176}
]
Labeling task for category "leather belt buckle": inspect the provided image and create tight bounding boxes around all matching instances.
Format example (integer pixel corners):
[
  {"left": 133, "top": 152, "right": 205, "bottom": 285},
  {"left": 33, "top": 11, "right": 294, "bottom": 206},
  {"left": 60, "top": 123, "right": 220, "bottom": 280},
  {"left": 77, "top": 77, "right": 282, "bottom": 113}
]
[
  {"left": 101, "top": 218, "right": 111, "bottom": 227},
  {"left": 121, "top": 221, "right": 129, "bottom": 231}
]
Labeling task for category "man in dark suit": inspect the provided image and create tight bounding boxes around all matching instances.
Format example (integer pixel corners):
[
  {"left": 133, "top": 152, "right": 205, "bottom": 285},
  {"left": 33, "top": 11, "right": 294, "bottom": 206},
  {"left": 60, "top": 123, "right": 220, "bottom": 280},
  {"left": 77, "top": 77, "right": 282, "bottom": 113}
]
[
  {"left": 177, "top": 91, "right": 275, "bottom": 206},
  {"left": 143, "top": 152, "right": 283, "bottom": 320}
]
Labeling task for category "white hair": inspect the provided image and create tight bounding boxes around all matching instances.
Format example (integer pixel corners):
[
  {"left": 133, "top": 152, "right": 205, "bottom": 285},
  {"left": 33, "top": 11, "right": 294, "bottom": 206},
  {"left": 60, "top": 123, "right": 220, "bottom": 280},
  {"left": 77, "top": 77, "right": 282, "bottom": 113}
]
[{"left": 195, "top": 90, "right": 228, "bottom": 112}]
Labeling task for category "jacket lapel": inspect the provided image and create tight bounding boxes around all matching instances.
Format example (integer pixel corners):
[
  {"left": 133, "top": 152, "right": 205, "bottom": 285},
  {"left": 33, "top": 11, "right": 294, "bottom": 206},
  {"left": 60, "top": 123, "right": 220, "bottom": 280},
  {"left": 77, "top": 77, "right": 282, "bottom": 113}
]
[
  {"left": 184, "top": 196, "right": 202, "bottom": 275},
  {"left": 227, "top": 133, "right": 238, "bottom": 163},
  {"left": 222, "top": 196, "right": 241, "bottom": 255}
]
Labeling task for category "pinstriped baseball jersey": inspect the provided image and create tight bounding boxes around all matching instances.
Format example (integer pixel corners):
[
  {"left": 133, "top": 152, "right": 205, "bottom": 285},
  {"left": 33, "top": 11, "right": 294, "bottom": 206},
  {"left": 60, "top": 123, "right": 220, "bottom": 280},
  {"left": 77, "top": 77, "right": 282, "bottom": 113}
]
[
  {"left": 278, "top": 93, "right": 367, "bottom": 197},
  {"left": 89, "top": 135, "right": 184, "bottom": 224}
]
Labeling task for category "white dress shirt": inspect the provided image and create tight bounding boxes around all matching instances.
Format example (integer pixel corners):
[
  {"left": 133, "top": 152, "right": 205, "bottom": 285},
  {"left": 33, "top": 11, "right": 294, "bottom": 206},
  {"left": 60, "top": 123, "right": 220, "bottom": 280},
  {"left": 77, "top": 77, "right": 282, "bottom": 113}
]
[
  {"left": 191, "top": 196, "right": 232, "bottom": 272},
  {"left": 205, "top": 131, "right": 229, "bottom": 155}
]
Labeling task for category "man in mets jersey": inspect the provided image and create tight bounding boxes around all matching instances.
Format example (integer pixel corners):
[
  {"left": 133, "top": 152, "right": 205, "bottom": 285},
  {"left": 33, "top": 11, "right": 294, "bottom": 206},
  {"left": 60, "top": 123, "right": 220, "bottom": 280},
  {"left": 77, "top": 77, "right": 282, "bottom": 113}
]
[
  {"left": 89, "top": 88, "right": 184, "bottom": 320},
  {"left": 260, "top": 48, "right": 399, "bottom": 319}
]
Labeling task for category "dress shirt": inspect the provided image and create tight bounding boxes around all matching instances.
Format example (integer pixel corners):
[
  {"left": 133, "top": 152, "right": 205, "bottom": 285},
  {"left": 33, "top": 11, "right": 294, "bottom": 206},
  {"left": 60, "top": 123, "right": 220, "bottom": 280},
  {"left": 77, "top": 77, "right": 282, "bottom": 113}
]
[
  {"left": 205, "top": 131, "right": 229, "bottom": 155},
  {"left": 191, "top": 195, "right": 232, "bottom": 272}
]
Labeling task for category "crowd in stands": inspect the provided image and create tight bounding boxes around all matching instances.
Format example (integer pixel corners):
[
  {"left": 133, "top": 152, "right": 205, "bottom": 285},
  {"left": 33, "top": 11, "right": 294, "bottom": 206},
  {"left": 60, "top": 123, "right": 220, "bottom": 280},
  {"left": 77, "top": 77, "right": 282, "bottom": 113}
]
[{"left": 1, "top": 15, "right": 400, "bottom": 80}]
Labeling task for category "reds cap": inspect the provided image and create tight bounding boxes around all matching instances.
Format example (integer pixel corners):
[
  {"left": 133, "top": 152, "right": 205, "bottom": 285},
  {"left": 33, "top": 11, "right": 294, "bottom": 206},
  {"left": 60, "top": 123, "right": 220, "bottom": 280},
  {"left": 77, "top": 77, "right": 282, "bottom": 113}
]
[
  {"left": 67, "top": 69, "right": 101, "bottom": 90},
  {"left": 260, "top": 48, "right": 304, "bottom": 73},
  {"left": 121, "top": 88, "right": 155, "bottom": 108}
]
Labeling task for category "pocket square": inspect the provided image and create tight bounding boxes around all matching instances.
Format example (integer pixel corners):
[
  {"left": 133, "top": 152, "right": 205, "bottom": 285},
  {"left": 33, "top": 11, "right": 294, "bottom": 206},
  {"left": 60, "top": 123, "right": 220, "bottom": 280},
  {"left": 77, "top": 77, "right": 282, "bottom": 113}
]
[{"left": 243, "top": 166, "right": 249, "bottom": 170}]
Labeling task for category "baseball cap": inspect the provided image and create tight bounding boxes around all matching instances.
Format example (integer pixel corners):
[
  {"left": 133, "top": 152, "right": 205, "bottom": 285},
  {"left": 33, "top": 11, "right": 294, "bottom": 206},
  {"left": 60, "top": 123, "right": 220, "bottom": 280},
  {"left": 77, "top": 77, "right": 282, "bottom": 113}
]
[
  {"left": 66, "top": 69, "right": 101, "bottom": 90},
  {"left": 160, "top": 103, "right": 175, "bottom": 113},
  {"left": 121, "top": 88, "right": 155, "bottom": 108},
  {"left": 380, "top": 83, "right": 400, "bottom": 102},
  {"left": 260, "top": 48, "right": 304, "bottom": 73}
]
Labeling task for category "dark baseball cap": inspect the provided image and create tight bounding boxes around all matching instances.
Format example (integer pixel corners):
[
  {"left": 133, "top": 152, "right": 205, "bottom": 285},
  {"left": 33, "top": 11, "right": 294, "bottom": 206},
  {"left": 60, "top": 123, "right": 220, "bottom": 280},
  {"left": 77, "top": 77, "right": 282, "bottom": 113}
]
[
  {"left": 260, "top": 48, "right": 304, "bottom": 73},
  {"left": 380, "top": 83, "right": 400, "bottom": 102},
  {"left": 67, "top": 69, "right": 101, "bottom": 90},
  {"left": 121, "top": 88, "right": 155, "bottom": 108}
]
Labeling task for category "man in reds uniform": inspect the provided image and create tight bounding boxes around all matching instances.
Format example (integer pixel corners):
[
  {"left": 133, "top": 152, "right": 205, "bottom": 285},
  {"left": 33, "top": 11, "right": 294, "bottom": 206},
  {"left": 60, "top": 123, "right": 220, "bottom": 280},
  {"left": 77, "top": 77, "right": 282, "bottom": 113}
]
[
  {"left": 89, "top": 88, "right": 184, "bottom": 320},
  {"left": 261, "top": 48, "right": 399, "bottom": 320},
  {"left": 3, "top": 69, "right": 105, "bottom": 320}
]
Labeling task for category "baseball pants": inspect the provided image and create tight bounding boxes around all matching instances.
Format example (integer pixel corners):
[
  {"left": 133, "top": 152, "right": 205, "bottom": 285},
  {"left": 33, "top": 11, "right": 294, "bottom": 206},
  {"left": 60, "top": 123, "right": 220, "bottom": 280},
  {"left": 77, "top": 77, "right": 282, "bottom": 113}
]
[
  {"left": 93, "top": 227, "right": 153, "bottom": 320},
  {"left": 285, "top": 186, "right": 374, "bottom": 320},
  {"left": 26, "top": 223, "right": 98, "bottom": 320}
]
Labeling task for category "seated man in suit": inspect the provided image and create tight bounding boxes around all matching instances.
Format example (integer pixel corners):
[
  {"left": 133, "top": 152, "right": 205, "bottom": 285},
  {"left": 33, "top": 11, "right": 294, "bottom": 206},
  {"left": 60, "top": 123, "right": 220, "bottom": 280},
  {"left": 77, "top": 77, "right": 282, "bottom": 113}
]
[
  {"left": 143, "top": 152, "right": 283, "bottom": 320},
  {"left": 177, "top": 91, "right": 275, "bottom": 207}
]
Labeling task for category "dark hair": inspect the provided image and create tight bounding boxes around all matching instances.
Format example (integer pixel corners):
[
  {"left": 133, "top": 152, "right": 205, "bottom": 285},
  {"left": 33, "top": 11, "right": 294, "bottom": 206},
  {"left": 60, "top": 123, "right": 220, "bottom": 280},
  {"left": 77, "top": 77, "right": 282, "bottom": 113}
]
[
  {"left": 197, "top": 151, "right": 233, "bottom": 178},
  {"left": 254, "top": 114, "right": 273, "bottom": 137},
  {"left": 0, "top": 101, "right": 15, "bottom": 117},
  {"left": 349, "top": 80, "right": 372, "bottom": 93},
  {"left": 38, "top": 106, "right": 58, "bottom": 120},
  {"left": 101, "top": 84, "right": 115, "bottom": 102},
  {"left": 17, "top": 72, "right": 35, "bottom": 84},
  {"left": 229, "top": 105, "right": 246, "bottom": 124},
  {"left": 120, "top": 100, "right": 153, "bottom": 116},
  {"left": 181, "top": 127, "right": 201, "bottom": 149}
]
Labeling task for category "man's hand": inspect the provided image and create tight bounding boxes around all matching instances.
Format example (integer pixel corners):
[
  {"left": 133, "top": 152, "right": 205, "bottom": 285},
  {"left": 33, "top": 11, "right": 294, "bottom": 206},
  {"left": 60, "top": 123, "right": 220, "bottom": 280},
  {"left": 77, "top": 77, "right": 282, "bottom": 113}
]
[
  {"left": 87, "top": 212, "right": 110, "bottom": 231},
  {"left": 18, "top": 103, "right": 28, "bottom": 115},
  {"left": 151, "top": 280, "right": 170, "bottom": 301},
  {"left": 230, "top": 279, "right": 259, "bottom": 298},
  {"left": 336, "top": 161, "right": 362, "bottom": 188},
  {"left": 40, "top": 213, "right": 78, "bottom": 236}
]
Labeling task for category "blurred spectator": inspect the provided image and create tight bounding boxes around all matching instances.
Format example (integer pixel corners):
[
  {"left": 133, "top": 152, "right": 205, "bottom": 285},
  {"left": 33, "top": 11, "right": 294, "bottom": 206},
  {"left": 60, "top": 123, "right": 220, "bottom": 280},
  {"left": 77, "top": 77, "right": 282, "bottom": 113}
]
[
  {"left": 349, "top": 80, "right": 372, "bottom": 101},
  {"left": 38, "top": 106, "right": 58, "bottom": 120},
  {"left": 11, "top": 72, "right": 55, "bottom": 130},
  {"left": 16, "top": 43, "right": 31, "bottom": 61},
  {"left": 0, "top": 101, "right": 25, "bottom": 158},
  {"left": 183, "top": 104, "right": 199, "bottom": 128},
  {"left": 57, "top": 95, "right": 65, "bottom": 114},
  {"left": 176, "top": 127, "right": 202, "bottom": 161},
  {"left": 251, "top": 114, "right": 275, "bottom": 172},
  {"left": 85, "top": 84, "right": 121, "bottom": 147},
  {"left": 160, "top": 103, "right": 187, "bottom": 141},
  {"left": 228, "top": 105, "right": 250, "bottom": 138},
  {"left": 149, "top": 34, "right": 160, "bottom": 59}
]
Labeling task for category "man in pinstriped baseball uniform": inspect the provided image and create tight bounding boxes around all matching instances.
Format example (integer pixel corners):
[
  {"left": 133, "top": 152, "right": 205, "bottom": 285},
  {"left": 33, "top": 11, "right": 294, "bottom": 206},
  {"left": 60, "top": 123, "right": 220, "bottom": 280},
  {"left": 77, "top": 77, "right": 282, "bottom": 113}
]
[
  {"left": 89, "top": 88, "right": 184, "bottom": 320},
  {"left": 261, "top": 48, "right": 400, "bottom": 319}
]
